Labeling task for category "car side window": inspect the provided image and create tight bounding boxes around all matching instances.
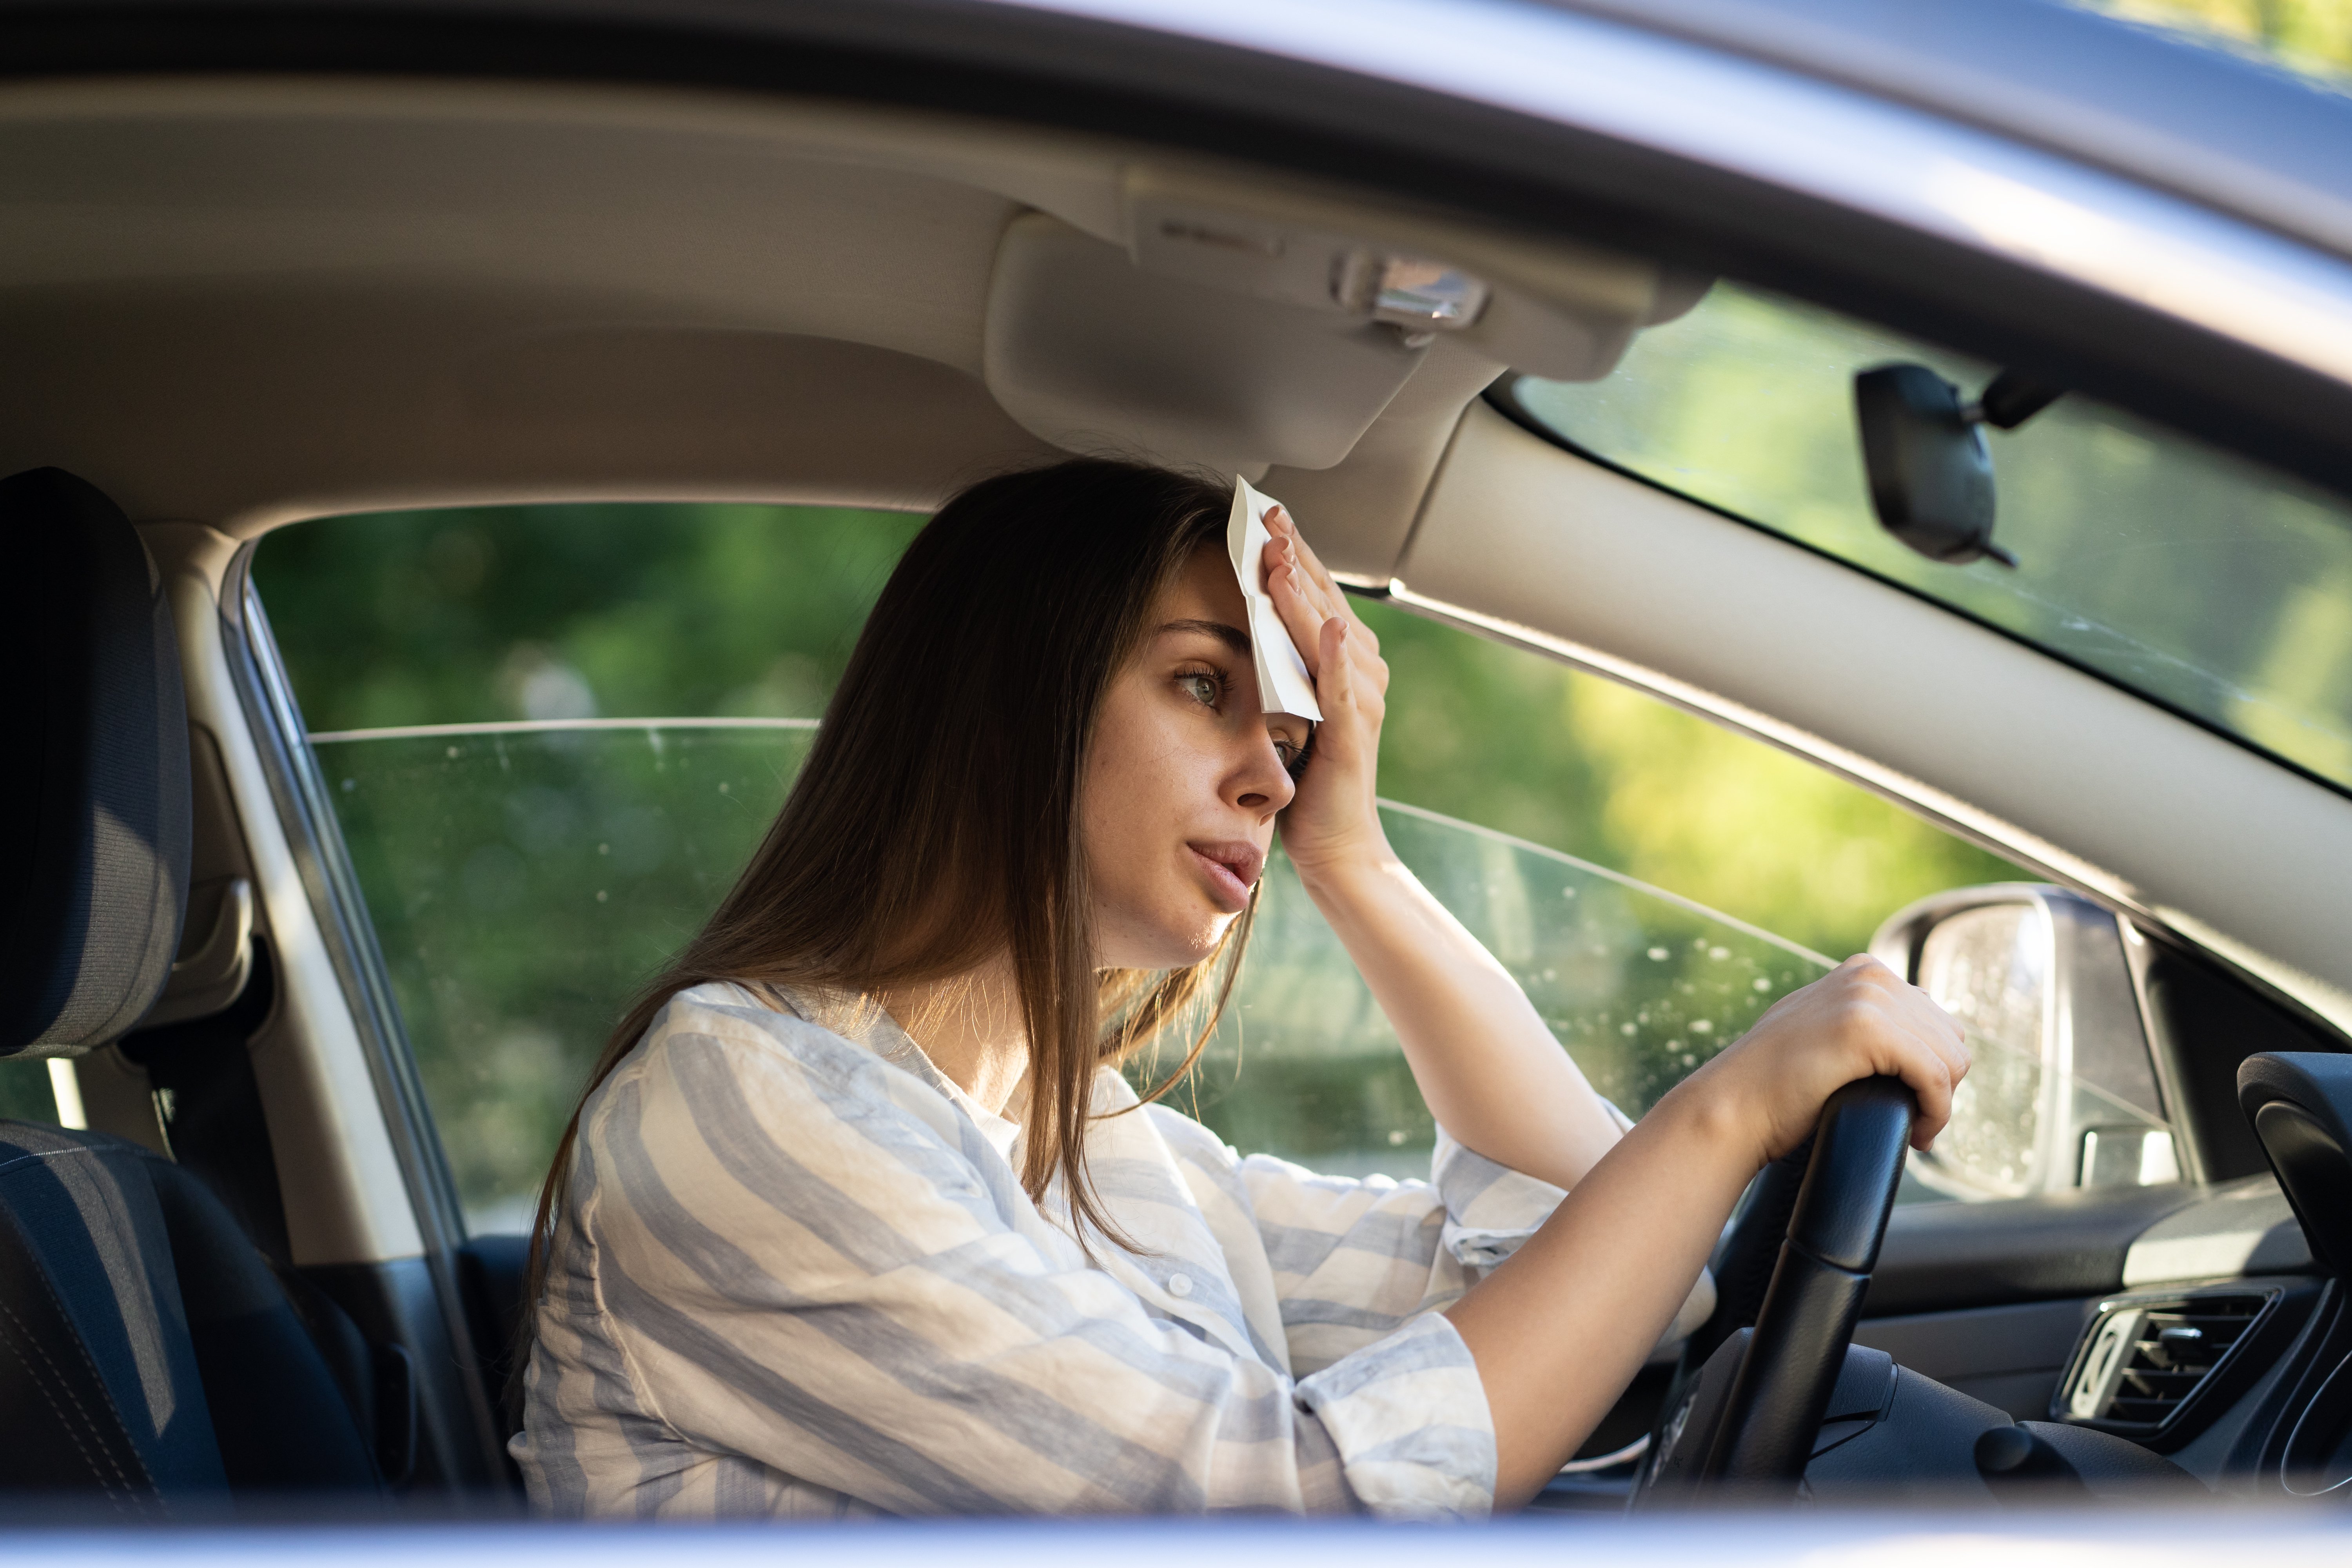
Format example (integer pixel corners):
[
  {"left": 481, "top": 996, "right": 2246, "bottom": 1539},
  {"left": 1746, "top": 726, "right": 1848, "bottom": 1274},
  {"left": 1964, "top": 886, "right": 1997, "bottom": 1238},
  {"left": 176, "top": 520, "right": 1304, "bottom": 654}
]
[
  {"left": 1181, "top": 801, "right": 1826, "bottom": 1174},
  {"left": 256, "top": 501, "right": 2034, "bottom": 1231},
  {"left": 0, "top": 1060, "right": 60, "bottom": 1125}
]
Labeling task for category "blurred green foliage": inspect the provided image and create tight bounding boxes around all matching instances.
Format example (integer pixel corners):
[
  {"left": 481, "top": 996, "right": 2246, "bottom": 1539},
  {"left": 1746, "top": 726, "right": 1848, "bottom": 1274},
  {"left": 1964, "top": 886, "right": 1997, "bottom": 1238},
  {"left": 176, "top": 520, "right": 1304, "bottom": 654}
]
[
  {"left": 2091, "top": 0, "right": 2352, "bottom": 76},
  {"left": 254, "top": 486, "right": 2027, "bottom": 1226},
  {"left": 1515, "top": 283, "right": 2352, "bottom": 792},
  {"left": 258, "top": 500, "right": 2018, "bottom": 961},
  {"left": 259, "top": 502, "right": 926, "bottom": 732},
  {"left": 0, "top": 1061, "right": 56, "bottom": 1123},
  {"left": 1368, "top": 601, "right": 2019, "bottom": 959}
]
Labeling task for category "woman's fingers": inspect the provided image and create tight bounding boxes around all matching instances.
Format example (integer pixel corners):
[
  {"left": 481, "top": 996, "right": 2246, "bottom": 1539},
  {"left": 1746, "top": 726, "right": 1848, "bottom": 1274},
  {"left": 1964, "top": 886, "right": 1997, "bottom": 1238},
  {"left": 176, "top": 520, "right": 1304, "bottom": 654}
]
[
  {"left": 1267, "top": 506, "right": 1370, "bottom": 635},
  {"left": 1266, "top": 508, "right": 1390, "bottom": 698},
  {"left": 1265, "top": 542, "right": 1335, "bottom": 679},
  {"left": 1318, "top": 615, "right": 1354, "bottom": 713},
  {"left": 1891, "top": 1027, "right": 1959, "bottom": 1150},
  {"left": 1842, "top": 958, "right": 1967, "bottom": 1150}
]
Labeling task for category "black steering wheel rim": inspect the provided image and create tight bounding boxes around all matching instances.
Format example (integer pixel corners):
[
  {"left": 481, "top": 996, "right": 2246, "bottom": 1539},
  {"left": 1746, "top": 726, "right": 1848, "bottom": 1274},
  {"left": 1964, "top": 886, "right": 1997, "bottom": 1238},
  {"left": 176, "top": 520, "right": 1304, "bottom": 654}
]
[{"left": 1691, "top": 1075, "right": 1916, "bottom": 1495}]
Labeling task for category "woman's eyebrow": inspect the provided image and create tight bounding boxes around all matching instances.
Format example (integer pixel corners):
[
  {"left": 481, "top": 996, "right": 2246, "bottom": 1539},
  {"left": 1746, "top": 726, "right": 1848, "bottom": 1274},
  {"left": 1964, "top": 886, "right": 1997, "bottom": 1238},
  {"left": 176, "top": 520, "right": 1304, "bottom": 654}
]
[{"left": 1159, "top": 617, "right": 1251, "bottom": 654}]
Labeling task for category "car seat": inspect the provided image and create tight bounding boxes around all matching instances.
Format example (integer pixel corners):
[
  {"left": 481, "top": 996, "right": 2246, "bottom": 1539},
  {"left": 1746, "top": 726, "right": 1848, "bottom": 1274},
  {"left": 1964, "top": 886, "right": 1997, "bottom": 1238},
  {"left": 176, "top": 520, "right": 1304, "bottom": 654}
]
[{"left": 0, "top": 467, "right": 389, "bottom": 1517}]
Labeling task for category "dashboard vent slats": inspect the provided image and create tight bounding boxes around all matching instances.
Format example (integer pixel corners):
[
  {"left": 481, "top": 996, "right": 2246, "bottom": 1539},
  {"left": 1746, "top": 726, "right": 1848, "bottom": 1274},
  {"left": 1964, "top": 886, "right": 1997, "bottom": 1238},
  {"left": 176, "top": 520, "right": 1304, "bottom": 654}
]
[{"left": 2064, "top": 1292, "right": 2270, "bottom": 1434}]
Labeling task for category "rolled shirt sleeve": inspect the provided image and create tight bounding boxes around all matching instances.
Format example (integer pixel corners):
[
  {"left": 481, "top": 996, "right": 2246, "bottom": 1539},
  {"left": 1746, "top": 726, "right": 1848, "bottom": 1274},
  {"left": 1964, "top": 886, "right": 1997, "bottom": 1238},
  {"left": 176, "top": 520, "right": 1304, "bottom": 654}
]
[{"left": 1431, "top": 1110, "right": 1716, "bottom": 1349}]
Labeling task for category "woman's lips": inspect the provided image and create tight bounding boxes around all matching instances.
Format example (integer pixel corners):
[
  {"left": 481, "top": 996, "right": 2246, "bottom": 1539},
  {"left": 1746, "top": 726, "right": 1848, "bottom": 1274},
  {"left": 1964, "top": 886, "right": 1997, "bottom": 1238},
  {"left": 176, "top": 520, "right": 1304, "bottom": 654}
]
[{"left": 1188, "top": 841, "right": 1264, "bottom": 913}]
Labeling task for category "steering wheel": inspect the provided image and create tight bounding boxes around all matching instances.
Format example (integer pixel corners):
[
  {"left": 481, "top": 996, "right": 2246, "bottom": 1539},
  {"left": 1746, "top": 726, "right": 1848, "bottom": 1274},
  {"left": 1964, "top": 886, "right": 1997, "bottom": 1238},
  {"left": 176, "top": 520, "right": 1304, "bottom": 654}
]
[{"left": 1642, "top": 1076, "right": 1916, "bottom": 1502}]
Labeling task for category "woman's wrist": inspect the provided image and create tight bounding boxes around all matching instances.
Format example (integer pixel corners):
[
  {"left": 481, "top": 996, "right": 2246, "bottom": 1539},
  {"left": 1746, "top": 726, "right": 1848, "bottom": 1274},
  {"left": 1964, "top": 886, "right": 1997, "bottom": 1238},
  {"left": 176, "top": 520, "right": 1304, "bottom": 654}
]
[
  {"left": 1284, "top": 830, "right": 1403, "bottom": 906},
  {"left": 1653, "top": 1060, "right": 1774, "bottom": 1180}
]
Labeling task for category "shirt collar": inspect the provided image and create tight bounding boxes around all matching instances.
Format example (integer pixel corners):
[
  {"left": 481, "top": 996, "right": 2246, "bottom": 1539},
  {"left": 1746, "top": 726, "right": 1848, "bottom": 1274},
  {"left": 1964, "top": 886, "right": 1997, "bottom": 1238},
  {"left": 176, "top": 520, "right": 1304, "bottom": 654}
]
[{"left": 753, "top": 982, "right": 1025, "bottom": 1163}]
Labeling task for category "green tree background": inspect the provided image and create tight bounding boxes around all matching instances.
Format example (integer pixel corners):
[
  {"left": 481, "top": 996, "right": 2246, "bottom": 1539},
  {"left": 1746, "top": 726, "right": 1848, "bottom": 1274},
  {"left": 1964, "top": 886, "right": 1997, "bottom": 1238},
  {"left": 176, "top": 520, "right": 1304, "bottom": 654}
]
[
  {"left": 256, "top": 501, "right": 2019, "bottom": 963},
  {"left": 2094, "top": 0, "right": 2352, "bottom": 74},
  {"left": 249, "top": 496, "right": 2021, "bottom": 1224}
]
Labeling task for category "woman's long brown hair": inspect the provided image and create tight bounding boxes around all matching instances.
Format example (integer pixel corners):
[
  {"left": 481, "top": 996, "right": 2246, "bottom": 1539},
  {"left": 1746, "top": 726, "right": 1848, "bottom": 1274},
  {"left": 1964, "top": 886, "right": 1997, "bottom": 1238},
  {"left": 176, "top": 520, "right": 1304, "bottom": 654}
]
[{"left": 514, "top": 459, "right": 1254, "bottom": 1398}]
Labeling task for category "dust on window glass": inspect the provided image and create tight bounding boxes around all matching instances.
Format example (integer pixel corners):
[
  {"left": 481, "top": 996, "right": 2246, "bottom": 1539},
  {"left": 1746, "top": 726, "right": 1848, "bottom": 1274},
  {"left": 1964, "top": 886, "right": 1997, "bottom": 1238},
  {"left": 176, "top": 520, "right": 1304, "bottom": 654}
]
[
  {"left": 258, "top": 500, "right": 2022, "bottom": 1232},
  {"left": 317, "top": 719, "right": 1829, "bottom": 1225},
  {"left": 1507, "top": 281, "right": 2352, "bottom": 793}
]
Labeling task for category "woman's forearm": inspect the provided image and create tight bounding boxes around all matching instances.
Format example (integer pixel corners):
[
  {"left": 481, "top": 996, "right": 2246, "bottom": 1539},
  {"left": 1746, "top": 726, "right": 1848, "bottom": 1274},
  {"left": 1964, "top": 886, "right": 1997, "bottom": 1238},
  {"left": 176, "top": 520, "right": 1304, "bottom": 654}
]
[
  {"left": 1295, "top": 848, "right": 1625, "bottom": 1191},
  {"left": 1446, "top": 954, "right": 1971, "bottom": 1509},
  {"left": 1445, "top": 1082, "right": 1756, "bottom": 1507}
]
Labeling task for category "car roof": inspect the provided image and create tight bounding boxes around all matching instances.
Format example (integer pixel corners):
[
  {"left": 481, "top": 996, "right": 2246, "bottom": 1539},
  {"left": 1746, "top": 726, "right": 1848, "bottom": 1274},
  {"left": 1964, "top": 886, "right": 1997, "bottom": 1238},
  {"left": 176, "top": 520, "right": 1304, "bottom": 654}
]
[{"left": 1563, "top": 0, "right": 2352, "bottom": 260}]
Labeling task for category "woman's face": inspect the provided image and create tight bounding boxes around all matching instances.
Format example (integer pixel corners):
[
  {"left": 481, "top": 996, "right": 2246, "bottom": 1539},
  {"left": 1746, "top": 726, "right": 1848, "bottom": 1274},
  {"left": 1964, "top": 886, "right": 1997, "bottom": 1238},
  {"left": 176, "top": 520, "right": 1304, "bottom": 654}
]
[{"left": 1081, "top": 543, "right": 1312, "bottom": 970}]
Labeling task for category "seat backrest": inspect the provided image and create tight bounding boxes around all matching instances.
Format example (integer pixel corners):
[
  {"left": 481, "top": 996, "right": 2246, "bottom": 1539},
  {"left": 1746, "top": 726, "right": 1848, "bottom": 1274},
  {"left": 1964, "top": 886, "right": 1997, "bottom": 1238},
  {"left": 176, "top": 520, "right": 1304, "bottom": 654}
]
[
  {"left": 0, "top": 1122, "right": 386, "bottom": 1514},
  {"left": 0, "top": 467, "right": 190, "bottom": 1056},
  {"left": 0, "top": 1123, "right": 223, "bottom": 1513},
  {"left": 0, "top": 468, "right": 388, "bottom": 1513}
]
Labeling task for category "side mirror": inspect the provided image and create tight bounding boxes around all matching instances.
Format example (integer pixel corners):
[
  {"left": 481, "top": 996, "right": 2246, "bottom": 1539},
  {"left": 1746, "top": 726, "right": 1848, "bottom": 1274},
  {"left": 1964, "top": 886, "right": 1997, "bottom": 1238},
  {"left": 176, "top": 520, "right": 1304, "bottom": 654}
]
[
  {"left": 1853, "top": 365, "right": 2060, "bottom": 569},
  {"left": 1870, "top": 884, "right": 2175, "bottom": 1198}
]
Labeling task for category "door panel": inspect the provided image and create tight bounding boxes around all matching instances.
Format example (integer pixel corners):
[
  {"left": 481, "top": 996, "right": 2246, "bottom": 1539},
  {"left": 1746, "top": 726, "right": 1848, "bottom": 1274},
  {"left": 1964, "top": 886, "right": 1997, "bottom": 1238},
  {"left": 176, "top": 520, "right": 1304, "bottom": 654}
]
[
  {"left": 1852, "top": 1297, "right": 2096, "bottom": 1421},
  {"left": 1864, "top": 1183, "right": 2200, "bottom": 1317}
]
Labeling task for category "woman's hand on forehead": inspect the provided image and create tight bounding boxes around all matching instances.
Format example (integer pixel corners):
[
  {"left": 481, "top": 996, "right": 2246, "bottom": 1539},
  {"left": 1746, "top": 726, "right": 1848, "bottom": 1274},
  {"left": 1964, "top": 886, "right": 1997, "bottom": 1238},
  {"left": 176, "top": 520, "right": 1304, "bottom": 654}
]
[{"left": 1260, "top": 506, "right": 1390, "bottom": 879}]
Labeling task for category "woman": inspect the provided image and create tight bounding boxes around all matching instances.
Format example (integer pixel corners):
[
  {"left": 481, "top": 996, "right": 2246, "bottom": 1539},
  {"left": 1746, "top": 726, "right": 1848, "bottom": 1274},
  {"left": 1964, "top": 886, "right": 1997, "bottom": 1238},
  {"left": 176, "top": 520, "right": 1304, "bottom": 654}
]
[{"left": 511, "top": 459, "right": 1966, "bottom": 1519}]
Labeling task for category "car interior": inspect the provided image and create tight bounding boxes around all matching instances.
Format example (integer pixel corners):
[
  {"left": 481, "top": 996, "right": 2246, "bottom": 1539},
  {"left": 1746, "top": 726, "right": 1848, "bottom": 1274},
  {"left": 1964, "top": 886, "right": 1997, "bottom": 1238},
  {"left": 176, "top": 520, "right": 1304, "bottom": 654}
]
[{"left": 11, "top": 58, "right": 2352, "bottom": 1520}]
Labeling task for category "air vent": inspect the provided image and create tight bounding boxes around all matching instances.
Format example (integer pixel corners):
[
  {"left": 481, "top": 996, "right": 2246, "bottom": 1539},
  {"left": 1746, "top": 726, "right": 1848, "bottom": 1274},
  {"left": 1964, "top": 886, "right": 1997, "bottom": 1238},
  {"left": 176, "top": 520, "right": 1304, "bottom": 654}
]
[{"left": 2062, "top": 1292, "right": 2270, "bottom": 1434}]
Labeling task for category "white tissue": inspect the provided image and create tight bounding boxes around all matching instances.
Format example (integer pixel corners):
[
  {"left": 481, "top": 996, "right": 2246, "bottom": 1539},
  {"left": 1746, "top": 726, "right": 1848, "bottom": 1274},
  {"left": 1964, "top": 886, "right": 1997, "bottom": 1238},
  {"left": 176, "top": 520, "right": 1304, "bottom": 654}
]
[{"left": 1226, "top": 477, "right": 1324, "bottom": 726}]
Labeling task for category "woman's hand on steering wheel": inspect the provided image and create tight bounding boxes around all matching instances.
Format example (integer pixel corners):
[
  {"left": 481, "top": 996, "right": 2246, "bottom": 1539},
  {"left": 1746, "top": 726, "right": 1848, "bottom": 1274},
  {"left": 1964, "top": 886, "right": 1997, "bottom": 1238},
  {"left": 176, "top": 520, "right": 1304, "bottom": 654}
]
[
  {"left": 1260, "top": 505, "right": 1392, "bottom": 881},
  {"left": 1678, "top": 954, "right": 1972, "bottom": 1169}
]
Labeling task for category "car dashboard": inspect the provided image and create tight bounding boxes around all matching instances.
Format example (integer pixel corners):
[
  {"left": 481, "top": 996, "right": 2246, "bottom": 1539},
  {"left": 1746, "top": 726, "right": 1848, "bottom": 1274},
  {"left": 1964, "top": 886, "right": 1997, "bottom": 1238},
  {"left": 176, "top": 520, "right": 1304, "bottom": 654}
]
[{"left": 2062, "top": 1180, "right": 2345, "bottom": 1497}]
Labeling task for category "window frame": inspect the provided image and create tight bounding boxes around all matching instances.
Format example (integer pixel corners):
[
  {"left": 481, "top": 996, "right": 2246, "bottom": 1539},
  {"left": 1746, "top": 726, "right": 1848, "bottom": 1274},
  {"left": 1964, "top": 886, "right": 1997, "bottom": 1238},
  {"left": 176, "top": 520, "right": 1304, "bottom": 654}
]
[{"left": 221, "top": 541, "right": 478, "bottom": 1252}]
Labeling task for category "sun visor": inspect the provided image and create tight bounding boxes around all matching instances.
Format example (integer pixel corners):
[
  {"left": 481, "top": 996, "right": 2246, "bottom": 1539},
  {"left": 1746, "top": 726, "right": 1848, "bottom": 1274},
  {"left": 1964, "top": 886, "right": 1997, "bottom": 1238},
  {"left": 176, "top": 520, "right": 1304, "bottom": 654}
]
[
  {"left": 983, "top": 180, "right": 1708, "bottom": 475},
  {"left": 1123, "top": 172, "right": 1706, "bottom": 382},
  {"left": 984, "top": 213, "right": 1424, "bottom": 472}
]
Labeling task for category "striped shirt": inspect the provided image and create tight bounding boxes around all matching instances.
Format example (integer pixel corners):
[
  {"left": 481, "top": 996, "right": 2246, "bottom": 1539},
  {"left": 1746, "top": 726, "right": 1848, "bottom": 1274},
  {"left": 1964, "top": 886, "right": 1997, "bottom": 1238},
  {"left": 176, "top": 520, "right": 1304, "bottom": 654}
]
[{"left": 514, "top": 981, "right": 1706, "bottom": 1520}]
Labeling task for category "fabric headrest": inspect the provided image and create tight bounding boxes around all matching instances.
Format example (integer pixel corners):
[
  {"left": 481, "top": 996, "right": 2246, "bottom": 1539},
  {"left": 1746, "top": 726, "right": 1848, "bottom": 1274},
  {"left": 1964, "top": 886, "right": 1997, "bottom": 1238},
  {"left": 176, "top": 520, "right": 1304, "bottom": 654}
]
[{"left": 0, "top": 468, "right": 190, "bottom": 1056}]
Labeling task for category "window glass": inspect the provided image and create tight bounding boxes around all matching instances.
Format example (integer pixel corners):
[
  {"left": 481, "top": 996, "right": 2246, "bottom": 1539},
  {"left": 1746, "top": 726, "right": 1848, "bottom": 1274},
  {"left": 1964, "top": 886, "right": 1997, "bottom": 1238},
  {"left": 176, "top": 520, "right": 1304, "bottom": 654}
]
[
  {"left": 258, "top": 501, "right": 2021, "bottom": 1232},
  {"left": 0, "top": 1061, "right": 58, "bottom": 1125},
  {"left": 1179, "top": 802, "right": 1826, "bottom": 1176},
  {"left": 1505, "top": 282, "right": 2352, "bottom": 792},
  {"left": 316, "top": 722, "right": 815, "bottom": 1227},
  {"left": 320, "top": 711, "right": 1831, "bottom": 1223}
]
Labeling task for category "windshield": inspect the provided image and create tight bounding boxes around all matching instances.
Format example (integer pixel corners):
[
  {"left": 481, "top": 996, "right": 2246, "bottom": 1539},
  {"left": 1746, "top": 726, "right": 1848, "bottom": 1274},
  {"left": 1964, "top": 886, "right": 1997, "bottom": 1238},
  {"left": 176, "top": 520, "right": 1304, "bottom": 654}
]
[{"left": 1502, "top": 282, "right": 2352, "bottom": 793}]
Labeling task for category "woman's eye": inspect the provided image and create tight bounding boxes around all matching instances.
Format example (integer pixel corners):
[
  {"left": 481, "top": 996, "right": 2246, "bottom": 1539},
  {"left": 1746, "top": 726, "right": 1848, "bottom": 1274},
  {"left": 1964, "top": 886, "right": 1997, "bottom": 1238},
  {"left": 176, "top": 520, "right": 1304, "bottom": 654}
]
[{"left": 1179, "top": 673, "right": 1221, "bottom": 707}]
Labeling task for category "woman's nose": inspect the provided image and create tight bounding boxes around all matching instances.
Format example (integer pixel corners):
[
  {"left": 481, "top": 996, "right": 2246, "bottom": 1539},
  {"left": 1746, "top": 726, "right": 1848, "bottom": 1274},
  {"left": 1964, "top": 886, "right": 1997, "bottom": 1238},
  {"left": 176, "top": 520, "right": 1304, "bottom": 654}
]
[{"left": 1231, "top": 732, "right": 1297, "bottom": 815}]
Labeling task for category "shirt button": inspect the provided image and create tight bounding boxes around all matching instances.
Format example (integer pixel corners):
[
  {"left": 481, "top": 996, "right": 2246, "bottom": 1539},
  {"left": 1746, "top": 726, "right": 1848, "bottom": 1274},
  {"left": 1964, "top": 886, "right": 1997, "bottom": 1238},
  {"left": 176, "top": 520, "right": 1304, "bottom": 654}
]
[{"left": 1167, "top": 1272, "right": 1194, "bottom": 1298}]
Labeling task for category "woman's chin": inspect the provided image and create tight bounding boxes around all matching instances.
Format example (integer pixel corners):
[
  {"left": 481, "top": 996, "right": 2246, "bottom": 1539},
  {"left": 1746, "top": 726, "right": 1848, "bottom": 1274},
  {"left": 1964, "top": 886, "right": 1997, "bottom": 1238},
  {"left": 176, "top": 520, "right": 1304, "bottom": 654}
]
[{"left": 1100, "top": 907, "right": 1238, "bottom": 971}]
